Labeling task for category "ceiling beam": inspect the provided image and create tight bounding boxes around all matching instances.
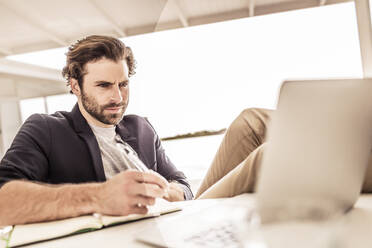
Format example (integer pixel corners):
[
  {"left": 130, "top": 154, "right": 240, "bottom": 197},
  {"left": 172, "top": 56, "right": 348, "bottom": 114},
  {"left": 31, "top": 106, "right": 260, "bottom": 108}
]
[
  {"left": 0, "top": 0, "right": 352, "bottom": 56},
  {"left": 0, "top": 59, "right": 64, "bottom": 82},
  {"left": 355, "top": 0, "right": 372, "bottom": 78},
  {"left": 0, "top": 1, "right": 67, "bottom": 46},
  {"left": 249, "top": 0, "right": 255, "bottom": 17},
  {"left": 169, "top": 0, "right": 189, "bottom": 27},
  {"left": 254, "top": 0, "right": 350, "bottom": 16},
  {"left": 88, "top": 0, "right": 127, "bottom": 37},
  {"left": 13, "top": 78, "right": 69, "bottom": 99},
  {"left": 126, "top": 0, "right": 352, "bottom": 37}
]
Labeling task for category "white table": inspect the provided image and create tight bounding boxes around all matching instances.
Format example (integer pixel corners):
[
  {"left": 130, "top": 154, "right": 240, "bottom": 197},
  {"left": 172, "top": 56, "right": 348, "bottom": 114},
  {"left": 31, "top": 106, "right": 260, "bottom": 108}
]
[{"left": 2, "top": 194, "right": 372, "bottom": 248}]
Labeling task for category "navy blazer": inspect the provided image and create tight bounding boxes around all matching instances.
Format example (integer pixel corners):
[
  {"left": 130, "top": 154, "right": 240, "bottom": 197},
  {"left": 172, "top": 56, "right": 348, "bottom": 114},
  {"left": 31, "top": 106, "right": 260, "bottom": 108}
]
[{"left": 0, "top": 104, "right": 193, "bottom": 200}]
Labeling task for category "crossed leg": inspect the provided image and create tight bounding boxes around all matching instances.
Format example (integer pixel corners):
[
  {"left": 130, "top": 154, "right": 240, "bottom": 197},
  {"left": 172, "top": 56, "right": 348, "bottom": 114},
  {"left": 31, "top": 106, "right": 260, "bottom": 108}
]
[
  {"left": 196, "top": 107, "right": 372, "bottom": 199},
  {"left": 195, "top": 108, "right": 272, "bottom": 199}
]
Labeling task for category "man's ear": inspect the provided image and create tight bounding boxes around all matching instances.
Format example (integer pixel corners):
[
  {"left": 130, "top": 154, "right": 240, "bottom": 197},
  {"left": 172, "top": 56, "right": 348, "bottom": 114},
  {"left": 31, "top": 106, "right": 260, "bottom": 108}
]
[{"left": 70, "top": 78, "right": 81, "bottom": 96}]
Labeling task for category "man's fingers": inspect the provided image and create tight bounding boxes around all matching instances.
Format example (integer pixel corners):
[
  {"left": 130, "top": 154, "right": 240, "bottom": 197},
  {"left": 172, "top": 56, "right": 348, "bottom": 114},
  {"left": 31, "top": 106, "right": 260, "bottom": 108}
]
[
  {"left": 162, "top": 182, "right": 185, "bottom": 202},
  {"left": 133, "top": 196, "right": 156, "bottom": 207},
  {"left": 135, "top": 183, "right": 166, "bottom": 198},
  {"left": 130, "top": 205, "right": 148, "bottom": 215},
  {"left": 132, "top": 170, "right": 169, "bottom": 190}
]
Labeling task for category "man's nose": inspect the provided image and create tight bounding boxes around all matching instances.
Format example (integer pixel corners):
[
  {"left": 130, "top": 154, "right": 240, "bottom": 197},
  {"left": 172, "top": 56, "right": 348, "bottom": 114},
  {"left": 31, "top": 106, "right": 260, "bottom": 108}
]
[{"left": 111, "top": 85, "right": 123, "bottom": 103}]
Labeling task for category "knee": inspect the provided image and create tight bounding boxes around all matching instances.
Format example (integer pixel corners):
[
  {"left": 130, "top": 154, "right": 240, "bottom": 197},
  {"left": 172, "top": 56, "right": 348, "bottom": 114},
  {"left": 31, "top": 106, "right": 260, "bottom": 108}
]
[
  {"left": 239, "top": 108, "right": 273, "bottom": 122},
  {"left": 229, "top": 108, "right": 273, "bottom": 141}
]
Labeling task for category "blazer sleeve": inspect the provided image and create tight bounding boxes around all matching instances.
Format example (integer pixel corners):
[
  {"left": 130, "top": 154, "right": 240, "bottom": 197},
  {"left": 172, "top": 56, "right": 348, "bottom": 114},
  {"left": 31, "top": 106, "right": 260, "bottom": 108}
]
[
  {"left": 145, "top": 120, "right": 193, "bottom": 200},
  {"left": 0, "top": 114, "right": 51, "bottom": 188}
]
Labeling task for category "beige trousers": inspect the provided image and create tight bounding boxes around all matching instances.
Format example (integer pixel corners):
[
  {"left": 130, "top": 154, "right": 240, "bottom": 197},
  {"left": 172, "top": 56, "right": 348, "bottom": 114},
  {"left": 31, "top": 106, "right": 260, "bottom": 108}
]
[{"left": 195, "top": 108, "right": 372, "bottom": 199}]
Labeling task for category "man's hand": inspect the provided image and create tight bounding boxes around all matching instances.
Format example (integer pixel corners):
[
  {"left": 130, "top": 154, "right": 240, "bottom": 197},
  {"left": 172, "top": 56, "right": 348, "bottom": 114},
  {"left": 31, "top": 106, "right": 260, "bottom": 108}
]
[
  {"left": 97, "top": 170, "right": 169, "bottom": 216},
  {"left": 0, "top": 171, "right": 170, "bottom": 226},
  {"left": 163, "top": 181, "right": 185, "bottom": 202}
]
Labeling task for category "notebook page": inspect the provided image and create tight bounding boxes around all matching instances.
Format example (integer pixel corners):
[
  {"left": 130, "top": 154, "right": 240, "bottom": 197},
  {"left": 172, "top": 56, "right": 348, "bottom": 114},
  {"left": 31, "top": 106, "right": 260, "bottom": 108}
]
[
  {"left": 9, "top": 215, "right": 101, "bottom": 247},
  {"left": 101, "top": 198, "right": 182, "bottom": 226}
]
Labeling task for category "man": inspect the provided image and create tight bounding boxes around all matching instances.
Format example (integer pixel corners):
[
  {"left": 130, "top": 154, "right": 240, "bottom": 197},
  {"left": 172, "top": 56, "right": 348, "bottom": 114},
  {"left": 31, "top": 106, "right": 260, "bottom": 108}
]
[
  {"left": 195, "top": 108, "right": 372, "bottom": 199},
  {"left": 0, "top": 35, "right": 192, "bottom": 226}
]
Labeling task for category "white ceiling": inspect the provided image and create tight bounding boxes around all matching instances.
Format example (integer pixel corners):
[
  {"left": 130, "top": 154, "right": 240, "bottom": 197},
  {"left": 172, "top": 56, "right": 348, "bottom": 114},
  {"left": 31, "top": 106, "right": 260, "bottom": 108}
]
[
  {"left": 0, "top": 0, "right": 353, "bottom": 99},
  {"left": 0, "top": 0, "right": 351, "bottom": 56}
]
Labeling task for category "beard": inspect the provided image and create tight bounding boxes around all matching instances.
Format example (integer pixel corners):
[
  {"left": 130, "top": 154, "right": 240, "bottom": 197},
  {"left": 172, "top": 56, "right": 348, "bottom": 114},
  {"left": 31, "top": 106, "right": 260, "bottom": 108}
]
[{"left": 81, "top": 90, "right": 127, "bottom": 125}]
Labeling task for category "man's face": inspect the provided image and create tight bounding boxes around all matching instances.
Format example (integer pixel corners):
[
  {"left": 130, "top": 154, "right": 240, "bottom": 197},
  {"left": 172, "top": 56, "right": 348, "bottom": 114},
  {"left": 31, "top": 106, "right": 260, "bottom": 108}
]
[{"left": 78, "top": 58, "right": 130, "bottom": 126}]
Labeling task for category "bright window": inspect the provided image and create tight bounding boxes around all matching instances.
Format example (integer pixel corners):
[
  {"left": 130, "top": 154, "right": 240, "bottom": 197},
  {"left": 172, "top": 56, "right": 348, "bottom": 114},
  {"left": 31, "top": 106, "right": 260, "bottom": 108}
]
[
  {"left": 46, "top": 94, "right": 76, "bottom": 114},
  {"left": 20, "top": 97, "right": 46, "bottom": 122}
]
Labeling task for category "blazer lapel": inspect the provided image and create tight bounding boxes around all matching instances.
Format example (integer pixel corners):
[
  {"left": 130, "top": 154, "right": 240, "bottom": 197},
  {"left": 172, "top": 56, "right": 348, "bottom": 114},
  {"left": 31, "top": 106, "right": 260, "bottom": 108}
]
[
  {"left": 115, "top": 122, "right": 149, "bottom": 165},
  {"left": 78, "top": 132, "right": 106, "bottom": 182},
  {"left": 70, "top": 104, "right": 106, "bottom": 182},
  {"left": 116, "top": 123, "right": 138, "bottom": 151}
]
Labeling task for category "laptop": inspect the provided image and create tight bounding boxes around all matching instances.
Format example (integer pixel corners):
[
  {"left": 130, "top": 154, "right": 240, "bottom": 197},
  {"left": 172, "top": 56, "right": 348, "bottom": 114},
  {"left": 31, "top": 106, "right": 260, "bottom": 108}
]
[
  {"left": 136, "top": 78, "right": 372, "bottom": 247},
  {"left": 257, "top": 78, "right": 372, "bottom": 223}
]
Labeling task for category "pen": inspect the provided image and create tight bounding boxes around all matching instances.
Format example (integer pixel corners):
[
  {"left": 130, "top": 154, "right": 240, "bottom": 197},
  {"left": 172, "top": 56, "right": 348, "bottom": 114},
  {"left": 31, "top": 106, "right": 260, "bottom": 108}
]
[{"left": 123, "top": 146, "right": 170, "bottom": 198}]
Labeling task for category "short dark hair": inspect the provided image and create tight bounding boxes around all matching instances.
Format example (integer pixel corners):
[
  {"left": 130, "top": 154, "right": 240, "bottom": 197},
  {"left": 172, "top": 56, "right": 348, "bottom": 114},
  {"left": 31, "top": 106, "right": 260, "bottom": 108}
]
[{"left": 62, "top": 35, "right": 136, "bottom": 93}]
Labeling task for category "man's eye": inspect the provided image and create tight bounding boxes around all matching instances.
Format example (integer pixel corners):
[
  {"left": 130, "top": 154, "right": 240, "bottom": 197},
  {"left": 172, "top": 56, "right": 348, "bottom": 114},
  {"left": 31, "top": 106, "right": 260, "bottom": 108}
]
[
  {"left": 119, "top": 82, "right": 128, "bottom": 88},
  {"left": 99, "top": 83, "right": 110, "bottom": 88}
]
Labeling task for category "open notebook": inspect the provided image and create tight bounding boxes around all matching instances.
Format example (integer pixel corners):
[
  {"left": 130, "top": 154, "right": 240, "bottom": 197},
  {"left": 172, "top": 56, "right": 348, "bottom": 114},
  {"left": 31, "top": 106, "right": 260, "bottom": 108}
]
[{"left": 4, "top": 198, "right": 181, "bottom": 248}]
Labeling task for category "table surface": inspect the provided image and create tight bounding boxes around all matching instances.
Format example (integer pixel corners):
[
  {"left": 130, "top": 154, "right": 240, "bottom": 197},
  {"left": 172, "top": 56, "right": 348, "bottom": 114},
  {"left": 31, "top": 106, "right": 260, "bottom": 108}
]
[{"left": 2, "top": 194, "right": 372, "bottom": 248}]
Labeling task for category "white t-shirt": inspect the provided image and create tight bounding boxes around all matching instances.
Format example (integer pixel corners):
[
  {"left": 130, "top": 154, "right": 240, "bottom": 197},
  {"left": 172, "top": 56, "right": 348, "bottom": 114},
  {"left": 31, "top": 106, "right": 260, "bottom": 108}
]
[{"left": 89, "top": 124, "right": 148, "bottom": 179}]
